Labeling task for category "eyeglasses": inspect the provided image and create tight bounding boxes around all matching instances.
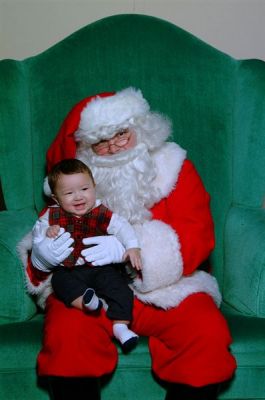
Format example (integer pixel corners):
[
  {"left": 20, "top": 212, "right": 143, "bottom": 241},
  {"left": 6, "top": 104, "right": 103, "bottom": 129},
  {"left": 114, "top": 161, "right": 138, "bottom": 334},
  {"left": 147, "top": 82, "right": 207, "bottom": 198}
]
[{"left": 92, "top": 129, "right": 131, "bottom": 154}]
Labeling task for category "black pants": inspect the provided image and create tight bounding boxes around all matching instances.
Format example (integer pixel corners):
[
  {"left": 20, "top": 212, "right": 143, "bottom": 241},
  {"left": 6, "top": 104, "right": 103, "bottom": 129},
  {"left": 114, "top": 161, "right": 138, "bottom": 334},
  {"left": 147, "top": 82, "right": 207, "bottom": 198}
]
[{"left": 51, "top": 264, "right": 133, "bottom": 321}]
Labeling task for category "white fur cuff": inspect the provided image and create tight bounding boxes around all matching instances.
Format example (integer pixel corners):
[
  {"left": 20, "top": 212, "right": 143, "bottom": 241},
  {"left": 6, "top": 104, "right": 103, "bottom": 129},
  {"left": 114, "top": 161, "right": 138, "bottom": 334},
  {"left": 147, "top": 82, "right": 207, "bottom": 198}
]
[
  {"left": 133, "top": 220, "right": 183, "bottom": 292},
  {"left": 132, "top": 270, "right": 222, "bottom": 310},
  {"left": 17, "top": 232, "right": 52, "bottom": 309}
]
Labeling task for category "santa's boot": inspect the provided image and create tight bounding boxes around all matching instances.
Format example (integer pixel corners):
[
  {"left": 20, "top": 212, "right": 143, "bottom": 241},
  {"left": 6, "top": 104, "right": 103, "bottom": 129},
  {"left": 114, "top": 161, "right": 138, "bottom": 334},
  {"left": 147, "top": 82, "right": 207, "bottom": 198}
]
[
  {"left": 165, "top": 382, "right": 220, "bottom": 400},
  {"left": 48, "top": 377, "right": 101, "bottom": 400}
]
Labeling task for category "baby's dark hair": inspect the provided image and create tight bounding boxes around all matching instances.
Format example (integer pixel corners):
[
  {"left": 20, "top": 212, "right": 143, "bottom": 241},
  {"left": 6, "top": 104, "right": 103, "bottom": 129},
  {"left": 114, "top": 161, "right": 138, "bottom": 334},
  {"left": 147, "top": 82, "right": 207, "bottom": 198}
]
[{"left": 48, "top": 158, "right": 95, "bottom": 194}]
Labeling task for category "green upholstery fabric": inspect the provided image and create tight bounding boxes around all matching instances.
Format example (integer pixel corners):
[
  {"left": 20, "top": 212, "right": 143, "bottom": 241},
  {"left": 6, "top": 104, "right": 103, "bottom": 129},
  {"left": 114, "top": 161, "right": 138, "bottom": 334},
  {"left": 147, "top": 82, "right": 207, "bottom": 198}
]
[
  {"left": 0, "top": 13, "right": 264, "bottom": 400},
  {"left": 0, "top": 315, "right": 48, "bottom": 400},
  {"left": 0, "top": 208, "right": 37, "bottom": 323},
  {"left": 219, "top": 307, "right": 265, "bottom": 399},
  {"left": 224, "top": 206, "right": 265, "bottom": 317},
  {"left": 233, "top": 60, "right": 265, "bottom": 208},
  {"left": 101, "top": 337, "right": 165, "bottom": 400},
  {"left": 0, "top": 62, "right": 34, "bottom": 210}
]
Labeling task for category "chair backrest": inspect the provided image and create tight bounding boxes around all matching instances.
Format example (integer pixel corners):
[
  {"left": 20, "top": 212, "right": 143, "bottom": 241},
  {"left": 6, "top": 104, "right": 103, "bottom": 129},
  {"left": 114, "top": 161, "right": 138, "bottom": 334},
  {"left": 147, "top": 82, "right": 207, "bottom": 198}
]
[
  {"left": 232, "top": 59, "right": 265, "bottom": 208},
  {"left": 1, "top": 14, "right": 265, "bottom": 291}
]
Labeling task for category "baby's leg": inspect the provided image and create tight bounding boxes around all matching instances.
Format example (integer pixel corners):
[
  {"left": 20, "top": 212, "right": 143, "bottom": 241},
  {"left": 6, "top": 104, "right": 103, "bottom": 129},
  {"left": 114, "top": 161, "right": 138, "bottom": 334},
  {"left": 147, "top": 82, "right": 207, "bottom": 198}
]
[
  {"left": 94, "top": 265, "right": 139, "bottom": 353},
  {"left": 52, "top": 266, "right": 102, "bottom": 312}
]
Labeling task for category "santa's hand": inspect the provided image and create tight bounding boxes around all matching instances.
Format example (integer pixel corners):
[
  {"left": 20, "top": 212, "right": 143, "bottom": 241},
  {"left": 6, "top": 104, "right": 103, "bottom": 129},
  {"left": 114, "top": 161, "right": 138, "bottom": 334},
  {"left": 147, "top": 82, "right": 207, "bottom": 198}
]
[
  {"left": 31, "top": 224, "right": 74, "bottom": 271},
  {"left": 81, "top": 236, "right": 125, "bottom": 266}
]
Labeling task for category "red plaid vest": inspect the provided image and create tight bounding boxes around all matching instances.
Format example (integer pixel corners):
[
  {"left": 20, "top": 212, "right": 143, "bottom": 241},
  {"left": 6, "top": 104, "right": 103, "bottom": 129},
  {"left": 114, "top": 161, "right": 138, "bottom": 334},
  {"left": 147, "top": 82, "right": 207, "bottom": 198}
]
[{"left": 48, "top": 204, "right": 113, "bottom": 268}]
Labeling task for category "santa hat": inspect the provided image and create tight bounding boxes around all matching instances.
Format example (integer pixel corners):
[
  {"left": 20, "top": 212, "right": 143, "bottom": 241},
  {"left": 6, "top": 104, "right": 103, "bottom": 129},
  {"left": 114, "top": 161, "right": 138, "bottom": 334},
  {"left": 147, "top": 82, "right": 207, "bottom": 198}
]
[
  {"left": 46, "top": 92, "right": 114, "bottom": 173},
  {"left": 46, "top": 87, "right": 171, "bottom": 173},
  {"left": 76, "top": 87, "right": 150, "bottom": 145}
]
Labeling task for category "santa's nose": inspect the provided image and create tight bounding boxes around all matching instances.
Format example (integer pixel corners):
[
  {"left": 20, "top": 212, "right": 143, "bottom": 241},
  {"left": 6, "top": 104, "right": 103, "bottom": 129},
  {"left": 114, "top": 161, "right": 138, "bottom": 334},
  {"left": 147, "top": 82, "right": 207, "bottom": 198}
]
[{"left": 108, "top": 143, "right": 120, "bottom": 154}]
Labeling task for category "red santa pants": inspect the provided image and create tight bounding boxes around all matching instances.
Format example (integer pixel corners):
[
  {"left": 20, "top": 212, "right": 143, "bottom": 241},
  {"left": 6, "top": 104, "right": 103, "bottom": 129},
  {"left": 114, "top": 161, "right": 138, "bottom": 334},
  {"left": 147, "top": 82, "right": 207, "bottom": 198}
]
[{"left": 38, "top": 293, "right": 236, "bottom": 387}]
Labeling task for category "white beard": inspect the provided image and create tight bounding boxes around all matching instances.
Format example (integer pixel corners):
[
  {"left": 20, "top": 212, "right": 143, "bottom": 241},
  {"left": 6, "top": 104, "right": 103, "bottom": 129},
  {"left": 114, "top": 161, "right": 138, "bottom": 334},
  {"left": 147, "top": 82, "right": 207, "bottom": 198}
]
[{"left": 77, "top": 143, "right": 161, "bottom": 224}]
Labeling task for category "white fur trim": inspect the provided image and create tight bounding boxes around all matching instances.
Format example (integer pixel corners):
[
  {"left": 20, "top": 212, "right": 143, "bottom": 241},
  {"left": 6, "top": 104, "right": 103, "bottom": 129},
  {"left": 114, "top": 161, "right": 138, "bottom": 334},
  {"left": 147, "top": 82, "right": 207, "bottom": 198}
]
[
  {"left": 130, "top": 211, "right": 222, "bottom": 310},
  {"left": 43, "top": 176, "right": 52, "bottom": 197},
  {"left": 152, "top": 142, "right": 187, "bottom": 200},
  {"left": 17, "top": 231, "right": 32, "bottom": 272},
  {"left": 76, "top": 88, "right": 150, "bottom": 143},
  {"left": 132, "top": 220, "right": 183, "bottom": 292},
  {"left": 131, "top": 270, "right": 222, "bottom": 310},
  {"left": 17, "top": 232, "right": 52, "bottom": 309}
]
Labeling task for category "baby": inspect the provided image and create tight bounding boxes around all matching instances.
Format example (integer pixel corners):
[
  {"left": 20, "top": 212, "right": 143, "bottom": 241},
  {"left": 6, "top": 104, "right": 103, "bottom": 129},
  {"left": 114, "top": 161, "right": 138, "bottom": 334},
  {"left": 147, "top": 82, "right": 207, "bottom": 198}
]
[{"left": 35, "top": 158, "right": 142, "bottom": 353}]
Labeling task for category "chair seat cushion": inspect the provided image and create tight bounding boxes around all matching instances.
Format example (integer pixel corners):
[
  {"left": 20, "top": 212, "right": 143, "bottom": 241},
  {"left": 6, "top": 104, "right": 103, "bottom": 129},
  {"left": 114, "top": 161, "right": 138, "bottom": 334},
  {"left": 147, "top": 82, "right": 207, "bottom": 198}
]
[
  {"left": 220, "top": 307, "right": 265, "bottom": 399},
  {"left": 0, "top": 208, "right": 38, "bottom": 323}
]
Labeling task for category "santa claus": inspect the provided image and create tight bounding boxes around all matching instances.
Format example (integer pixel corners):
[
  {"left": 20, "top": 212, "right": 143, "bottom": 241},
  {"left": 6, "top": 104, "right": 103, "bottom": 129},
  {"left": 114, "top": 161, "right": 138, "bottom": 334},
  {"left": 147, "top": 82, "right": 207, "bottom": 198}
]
[{"left": 19, "top": 87, "right": 236, "bottom": 399}]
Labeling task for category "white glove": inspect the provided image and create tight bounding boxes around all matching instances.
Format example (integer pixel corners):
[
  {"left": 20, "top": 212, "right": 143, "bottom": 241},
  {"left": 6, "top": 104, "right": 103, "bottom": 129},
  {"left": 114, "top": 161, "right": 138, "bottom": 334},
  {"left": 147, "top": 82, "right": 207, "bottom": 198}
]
[
  {"left": 81, "top": 235, "right": 125, "bottom": 266},
  {"left": 31, "top": 221, "right": 74, "bottom": 271}
]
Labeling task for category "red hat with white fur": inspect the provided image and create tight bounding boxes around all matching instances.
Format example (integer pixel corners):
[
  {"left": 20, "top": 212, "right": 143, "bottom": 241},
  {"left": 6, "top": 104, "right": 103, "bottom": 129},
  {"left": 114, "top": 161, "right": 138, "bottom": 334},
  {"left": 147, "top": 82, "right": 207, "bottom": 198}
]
[{"left": 46, "top": 88, "right": 152, "bottom": 172}]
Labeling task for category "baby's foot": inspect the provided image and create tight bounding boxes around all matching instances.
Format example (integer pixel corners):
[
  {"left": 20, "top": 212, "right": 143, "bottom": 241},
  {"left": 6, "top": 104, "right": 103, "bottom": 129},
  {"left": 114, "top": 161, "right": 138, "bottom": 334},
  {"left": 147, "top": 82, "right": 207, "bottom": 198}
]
[
  {"left": 113, "top": 323, "right": 139, "bottom": 353},
  {"left": 82, "top": 288, "right": 103, "bottom": 312}
]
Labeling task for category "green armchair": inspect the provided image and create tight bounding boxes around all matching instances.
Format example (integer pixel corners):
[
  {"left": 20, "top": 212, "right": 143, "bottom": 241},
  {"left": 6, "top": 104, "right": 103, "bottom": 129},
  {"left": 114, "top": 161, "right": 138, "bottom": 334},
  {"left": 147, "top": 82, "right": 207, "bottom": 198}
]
[{"left": 0, "top": 14, "right": 265, "bottom": 400}]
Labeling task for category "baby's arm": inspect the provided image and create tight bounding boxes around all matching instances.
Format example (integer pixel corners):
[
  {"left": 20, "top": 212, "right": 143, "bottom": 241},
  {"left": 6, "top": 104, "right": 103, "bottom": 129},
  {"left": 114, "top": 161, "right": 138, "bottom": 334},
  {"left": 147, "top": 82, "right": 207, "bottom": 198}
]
[
  {"left": 123, "top": 248, "right": 142, "bottom": 271},
  {"left": 46, "top": 224, "right": 61, "bottom": 238},
  {"left": 107, "top": 213, "right": 142, "bottom": 270}
]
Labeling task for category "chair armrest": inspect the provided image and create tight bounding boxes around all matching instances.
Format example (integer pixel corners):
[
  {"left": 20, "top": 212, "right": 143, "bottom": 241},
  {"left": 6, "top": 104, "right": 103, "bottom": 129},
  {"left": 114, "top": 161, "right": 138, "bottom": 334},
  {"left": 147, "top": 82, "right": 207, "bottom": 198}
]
[
  {"left": 0, "top": 208, "right": 38, "bottom": 324},
  {"left": 223, "top": 206, "right": 265, "bottom": 317}
]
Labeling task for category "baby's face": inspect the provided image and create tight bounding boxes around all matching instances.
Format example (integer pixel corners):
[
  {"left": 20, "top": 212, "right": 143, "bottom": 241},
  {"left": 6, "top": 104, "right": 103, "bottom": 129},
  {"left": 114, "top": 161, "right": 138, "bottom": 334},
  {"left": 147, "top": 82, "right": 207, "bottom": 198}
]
[{"left": 53, "top": 172, "right": 96, "bottom": 217}]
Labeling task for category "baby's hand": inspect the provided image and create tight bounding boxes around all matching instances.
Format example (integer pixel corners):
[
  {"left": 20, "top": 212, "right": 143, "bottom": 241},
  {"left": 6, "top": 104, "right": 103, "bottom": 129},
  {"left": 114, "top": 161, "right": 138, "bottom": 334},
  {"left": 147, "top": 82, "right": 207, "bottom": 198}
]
[
  {"left": 123, "top": 248, "right": 142, "bottom": 271},
  {"left": 46, "top": 225, "right": 61, "bottom": 239}
]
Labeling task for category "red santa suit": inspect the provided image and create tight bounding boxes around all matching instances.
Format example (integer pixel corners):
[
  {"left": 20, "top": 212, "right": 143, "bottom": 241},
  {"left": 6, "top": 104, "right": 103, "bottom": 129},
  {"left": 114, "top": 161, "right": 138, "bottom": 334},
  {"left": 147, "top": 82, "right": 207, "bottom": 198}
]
[{"left": 19, "top": 88, "right": 236, "bottom": 387}]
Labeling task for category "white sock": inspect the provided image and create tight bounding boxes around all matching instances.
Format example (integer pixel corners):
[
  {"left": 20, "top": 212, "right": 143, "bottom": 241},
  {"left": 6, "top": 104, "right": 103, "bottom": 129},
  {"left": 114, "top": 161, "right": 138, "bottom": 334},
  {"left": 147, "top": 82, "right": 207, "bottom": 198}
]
[
  {"left": 82, "top": 288, "right": 101, "bottom": 311},
  {"left": 113, "top": 323, "right": 138, "bottom": 345}
]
